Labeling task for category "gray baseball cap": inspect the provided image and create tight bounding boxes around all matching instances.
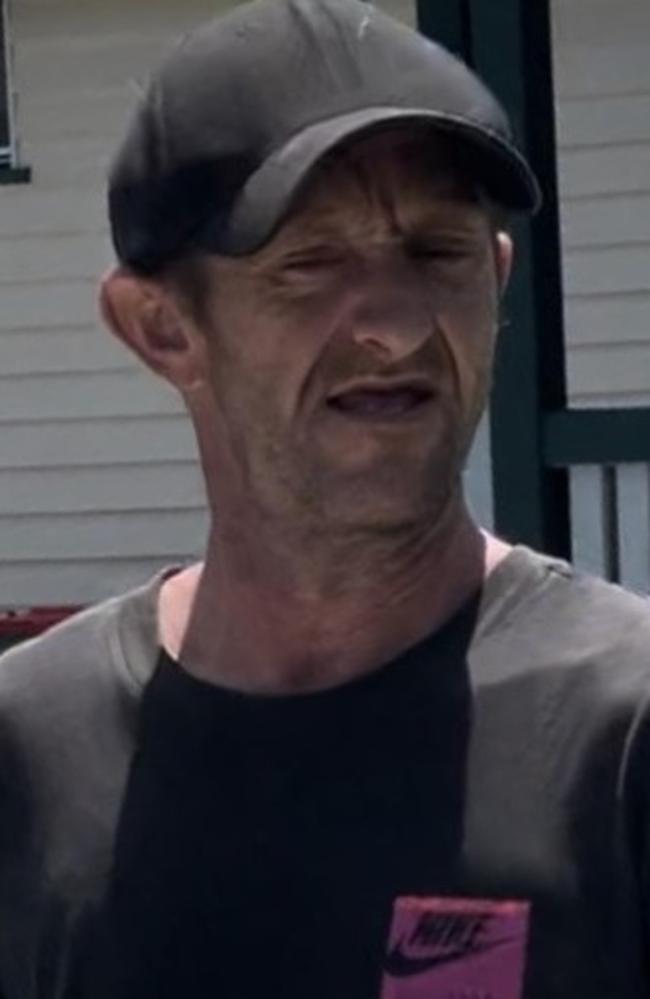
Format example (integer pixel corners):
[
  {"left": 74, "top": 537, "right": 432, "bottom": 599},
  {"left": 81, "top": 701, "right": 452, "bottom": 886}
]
[{"left": 109, "top": 0, "right": 541, "bottom": 274}]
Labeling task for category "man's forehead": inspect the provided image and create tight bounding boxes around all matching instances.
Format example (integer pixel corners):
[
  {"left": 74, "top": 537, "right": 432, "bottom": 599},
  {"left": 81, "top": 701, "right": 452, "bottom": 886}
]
[{"left": 274, "top": 129, "right": 485, "bottom": 246}]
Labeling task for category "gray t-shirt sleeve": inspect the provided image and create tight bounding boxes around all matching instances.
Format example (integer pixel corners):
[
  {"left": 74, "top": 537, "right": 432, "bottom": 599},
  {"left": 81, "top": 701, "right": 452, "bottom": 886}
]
[{"left": 0, "top": 575, "right": 162, "bottom": 999}]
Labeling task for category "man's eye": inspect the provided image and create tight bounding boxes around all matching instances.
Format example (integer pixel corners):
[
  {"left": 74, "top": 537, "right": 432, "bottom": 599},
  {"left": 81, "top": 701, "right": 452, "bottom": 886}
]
[{"left": 282, "top": 253, "right": 343, "bottom": 273}]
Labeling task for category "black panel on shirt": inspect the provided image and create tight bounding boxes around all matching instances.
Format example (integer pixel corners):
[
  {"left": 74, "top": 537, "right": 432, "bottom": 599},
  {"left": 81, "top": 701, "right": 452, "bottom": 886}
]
[{"left": 77, "top": 596, "right": 479, "bottom": 999}]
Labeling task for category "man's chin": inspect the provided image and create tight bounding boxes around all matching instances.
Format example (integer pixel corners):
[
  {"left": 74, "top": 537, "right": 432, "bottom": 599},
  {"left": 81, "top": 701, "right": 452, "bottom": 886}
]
[{"left": 313, "top": 471, "right": 456, "bottom": 535}]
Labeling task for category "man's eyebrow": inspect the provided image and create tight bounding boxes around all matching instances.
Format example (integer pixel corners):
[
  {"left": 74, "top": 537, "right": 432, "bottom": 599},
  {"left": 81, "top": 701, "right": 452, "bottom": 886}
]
[
  {"left": 277, "top": 227, "right": 349, "bottom": 248},
  {"left": 397, "top": 205, "right": 490, "bottom": 234},
  {"left": 252, "top": 229, "right": 348, "bottom": 263}
]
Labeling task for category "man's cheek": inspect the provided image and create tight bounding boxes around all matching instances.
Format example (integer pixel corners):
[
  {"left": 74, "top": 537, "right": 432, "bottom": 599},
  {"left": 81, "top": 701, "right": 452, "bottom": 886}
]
[
  {"left": 435, "top": 318, "right": 474, "bottom": 394},
  {"left": 444, "top": 334, "right": 492, "bottom": 413}
]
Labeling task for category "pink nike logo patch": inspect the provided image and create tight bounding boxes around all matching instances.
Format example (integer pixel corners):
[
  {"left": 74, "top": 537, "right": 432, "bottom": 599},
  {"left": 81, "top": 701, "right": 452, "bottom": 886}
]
[{"left": 381, "top": 895, "right": 530, "bottom": 999}]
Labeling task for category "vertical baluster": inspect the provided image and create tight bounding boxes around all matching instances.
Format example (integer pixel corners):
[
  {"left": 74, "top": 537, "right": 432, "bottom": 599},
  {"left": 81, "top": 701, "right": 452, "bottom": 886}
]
[
  {"left": 569, "top": 465, "right": 608, "bottom": 578},
  {"left": 616, "top": 463, "right": 650, "bottom": 594}
]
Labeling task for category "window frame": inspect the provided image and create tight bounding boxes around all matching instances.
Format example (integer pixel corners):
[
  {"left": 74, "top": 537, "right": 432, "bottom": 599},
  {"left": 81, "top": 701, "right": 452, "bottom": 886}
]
[{"left": 0, "top": 0, "right": 30, "bottom": 184}]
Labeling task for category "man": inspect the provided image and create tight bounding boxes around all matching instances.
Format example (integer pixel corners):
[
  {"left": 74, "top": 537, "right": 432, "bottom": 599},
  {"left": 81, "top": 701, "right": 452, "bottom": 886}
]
[{"left": 1, "top": 1, "right": 650, "bottom": 997}]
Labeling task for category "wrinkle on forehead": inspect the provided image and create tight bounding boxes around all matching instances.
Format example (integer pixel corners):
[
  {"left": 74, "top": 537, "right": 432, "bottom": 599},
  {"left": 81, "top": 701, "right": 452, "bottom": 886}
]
[{"left": 258, "top": 130, "right": 488, "bottom": 258}]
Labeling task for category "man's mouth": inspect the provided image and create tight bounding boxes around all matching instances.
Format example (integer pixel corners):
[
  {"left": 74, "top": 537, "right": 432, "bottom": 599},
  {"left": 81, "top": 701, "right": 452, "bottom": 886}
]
[{"left": 326, "top": 380, "right": 434, "bottom": 419}]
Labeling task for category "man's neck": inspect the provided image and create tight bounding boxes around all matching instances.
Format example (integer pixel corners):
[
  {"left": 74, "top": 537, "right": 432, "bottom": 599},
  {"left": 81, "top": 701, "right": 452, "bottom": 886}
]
[{"left": 158, "top": 504, "right": 511, "bottom": 695}]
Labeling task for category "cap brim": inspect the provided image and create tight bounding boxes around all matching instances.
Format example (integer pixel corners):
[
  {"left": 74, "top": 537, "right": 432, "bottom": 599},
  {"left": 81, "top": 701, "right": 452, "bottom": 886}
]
[{"left": 218, "top": 106, "right": 541, "bottom": 254}]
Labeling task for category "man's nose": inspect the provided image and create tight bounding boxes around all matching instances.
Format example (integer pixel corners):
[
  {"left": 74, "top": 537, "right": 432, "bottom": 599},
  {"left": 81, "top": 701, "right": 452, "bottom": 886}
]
[{"left": 346, "top": 261, "right": 435, "bottom": 362}]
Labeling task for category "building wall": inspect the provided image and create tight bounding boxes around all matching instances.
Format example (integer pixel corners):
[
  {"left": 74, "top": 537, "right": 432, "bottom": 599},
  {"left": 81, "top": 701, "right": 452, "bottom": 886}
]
[
  {"left": 0, "top": 0, "right": 221, "bottom": 607},
  {"left": 553, "top": 0, "right": 650, "bottom": 408},
  {"left": 0, "top": 0, "right": 647, "bottom": 607}
]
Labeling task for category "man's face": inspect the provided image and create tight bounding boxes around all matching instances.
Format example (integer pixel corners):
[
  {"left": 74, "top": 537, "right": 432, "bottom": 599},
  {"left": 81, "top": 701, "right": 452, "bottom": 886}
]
[{"left": 186, "top": 132, "right": 509, "bottom": 534}]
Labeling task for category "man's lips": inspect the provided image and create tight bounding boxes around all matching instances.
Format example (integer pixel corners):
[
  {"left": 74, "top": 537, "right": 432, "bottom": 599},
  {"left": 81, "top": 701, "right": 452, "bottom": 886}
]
[{"left": 326, "top": 379, "right": 434, "bottom": 418}]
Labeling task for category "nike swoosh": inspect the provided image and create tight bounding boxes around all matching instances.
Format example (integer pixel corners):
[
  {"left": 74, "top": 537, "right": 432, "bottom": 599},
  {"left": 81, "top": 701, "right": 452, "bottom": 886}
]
[{"left": 384, "top": 934, "right": 519, "bottom": 978}]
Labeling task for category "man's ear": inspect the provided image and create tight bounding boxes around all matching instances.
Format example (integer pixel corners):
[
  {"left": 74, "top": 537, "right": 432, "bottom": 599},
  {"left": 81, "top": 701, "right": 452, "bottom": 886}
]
[
  {"left": 495, "top": 231, "right": 514, "bottom": 294},
  {"left": 99, "top": 267, "right": 207, "bottom": 392}
]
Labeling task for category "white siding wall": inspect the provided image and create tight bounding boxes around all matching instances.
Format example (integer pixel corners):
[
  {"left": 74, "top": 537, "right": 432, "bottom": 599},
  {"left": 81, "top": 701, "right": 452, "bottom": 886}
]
[
  {"left": 0, "top": 0, "right": 231, "bottom": 608},
  {"left": 553, "top": 0, "right": 650, "bottom": 408}
]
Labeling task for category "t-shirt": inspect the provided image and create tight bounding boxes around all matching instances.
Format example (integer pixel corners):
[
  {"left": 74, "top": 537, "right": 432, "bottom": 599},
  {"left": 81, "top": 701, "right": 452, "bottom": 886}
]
[{"left": 1, "top": 546, "right": 650, "bottom": 999}]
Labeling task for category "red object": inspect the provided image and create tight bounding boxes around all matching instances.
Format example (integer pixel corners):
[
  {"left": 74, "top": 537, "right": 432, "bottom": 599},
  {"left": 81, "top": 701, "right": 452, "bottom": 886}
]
[{"left": 0, "top": 606, "right": 82, "bottom": 639}]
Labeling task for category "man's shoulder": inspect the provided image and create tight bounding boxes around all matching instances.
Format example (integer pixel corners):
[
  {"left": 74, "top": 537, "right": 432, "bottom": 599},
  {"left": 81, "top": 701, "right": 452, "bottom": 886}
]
[
  {"left": 0, "top": 572, "right": 164, "bottom": 722},
  {"left": 477, "top": 544, "right": 650, "bottom": 692},
  {"left": 484, "top": 543, "right": 650, "bottom": 626}
]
